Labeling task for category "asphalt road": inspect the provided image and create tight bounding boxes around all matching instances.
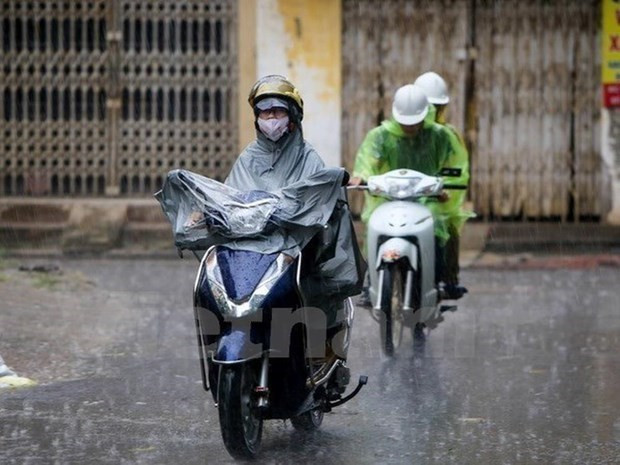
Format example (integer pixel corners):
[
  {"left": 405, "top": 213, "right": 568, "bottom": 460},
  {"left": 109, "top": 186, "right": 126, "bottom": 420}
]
[{"left": 1, "top": 258, "right": 619, "bottom": 464}]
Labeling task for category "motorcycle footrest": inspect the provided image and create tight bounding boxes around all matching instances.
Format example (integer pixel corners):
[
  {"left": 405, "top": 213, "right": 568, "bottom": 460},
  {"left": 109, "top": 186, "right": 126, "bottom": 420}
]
[{"left": 328, "top": 375, "right": 368, "bottom": 409}]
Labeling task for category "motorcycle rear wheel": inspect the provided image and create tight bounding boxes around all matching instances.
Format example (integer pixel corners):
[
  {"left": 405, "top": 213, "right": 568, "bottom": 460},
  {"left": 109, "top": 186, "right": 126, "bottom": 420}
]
[
  {"left": 290, "top": 408, "right": 324, "bottom": 431},
  {"left": 217, "top": 363, "right": 263, "bottom": 459},
  {"left": 379, "top": 264, "right": 406, "bottom": 356}
]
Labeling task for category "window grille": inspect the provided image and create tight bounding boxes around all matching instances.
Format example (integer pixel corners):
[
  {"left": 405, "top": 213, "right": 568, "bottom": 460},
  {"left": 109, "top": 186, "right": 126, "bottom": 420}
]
[{"left": 0, "top": 0, "right": 238, "bottom": 196}]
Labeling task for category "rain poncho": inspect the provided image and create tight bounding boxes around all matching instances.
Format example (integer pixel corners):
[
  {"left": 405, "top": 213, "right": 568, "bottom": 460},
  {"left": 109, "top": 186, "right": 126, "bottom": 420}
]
[
  {"left": 156, "top": 126, "right": 366, "bottom": 321},
  {"left": 226, "top": 125, "right": 325, "bottom": 191},
  {"left": 352, "top": 117, "right": 454, "bottom": 244},
  {"left": 425, "top": 105, "right": 475, "bottom": 232}
]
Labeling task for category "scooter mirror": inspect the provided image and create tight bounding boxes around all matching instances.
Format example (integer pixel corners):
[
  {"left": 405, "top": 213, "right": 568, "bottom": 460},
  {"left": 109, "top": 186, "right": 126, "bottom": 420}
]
[{"left": 439, "top": 167, "right": 462, "bottom": 177}]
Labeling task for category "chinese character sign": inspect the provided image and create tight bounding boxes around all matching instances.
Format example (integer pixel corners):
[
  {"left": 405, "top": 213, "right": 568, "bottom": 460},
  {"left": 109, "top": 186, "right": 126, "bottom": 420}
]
[{"left": 603, "top": 0, "right": 620, "bottom": 107}]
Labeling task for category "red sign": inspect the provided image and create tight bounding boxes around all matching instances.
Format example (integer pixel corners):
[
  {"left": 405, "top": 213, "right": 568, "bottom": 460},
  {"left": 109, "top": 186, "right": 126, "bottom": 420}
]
[{"left": 604, "top": 83, "right": 620, "bottom": 107}]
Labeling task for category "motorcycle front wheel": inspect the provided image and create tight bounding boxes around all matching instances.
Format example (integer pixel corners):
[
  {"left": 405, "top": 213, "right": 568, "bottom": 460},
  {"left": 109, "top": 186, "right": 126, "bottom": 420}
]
[
  {"left": 217, "top": 363, "right": 263, "bottom": 459},
  {"left": 379, "top": 264, "right": 406, "bottom": 356}
]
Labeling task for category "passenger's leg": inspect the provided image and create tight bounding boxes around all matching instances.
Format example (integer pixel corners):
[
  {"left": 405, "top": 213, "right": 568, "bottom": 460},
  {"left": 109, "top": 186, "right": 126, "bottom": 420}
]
[
  {"left": 442, "top": 224, "right": 468, "bottom": 299},
  {"left": 444, "top": 229, "right": 460, "bottom": 285},
  {"left": 435, "top": 240, "right": 446, "bottom": 285}
]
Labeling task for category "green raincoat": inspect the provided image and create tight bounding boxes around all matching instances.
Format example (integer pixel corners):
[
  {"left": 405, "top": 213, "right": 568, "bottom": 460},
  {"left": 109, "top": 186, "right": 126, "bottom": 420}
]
[
  {"left": 425, "top": 105, "right": 475, "bottom": 233},
  {"left": 352, "top": 118, "right": 454, "bottom": 244}
]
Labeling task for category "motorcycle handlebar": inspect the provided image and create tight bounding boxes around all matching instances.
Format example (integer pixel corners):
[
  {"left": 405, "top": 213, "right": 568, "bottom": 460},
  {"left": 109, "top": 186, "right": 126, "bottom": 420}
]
[
  {"left": 341, "top": 170, "right": 351, "bottom": 186},
  {"left": 177, "top": 247, "right": 204, "bottom": 262},
  {"left": 347, "top": 176, "right": 466, "bottom": 189},
  {"left": 439, "top": 167, "right": 462, "bottom": 177}
]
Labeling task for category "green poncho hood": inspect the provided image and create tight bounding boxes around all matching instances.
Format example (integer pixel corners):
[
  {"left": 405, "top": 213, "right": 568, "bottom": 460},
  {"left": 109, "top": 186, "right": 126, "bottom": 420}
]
[{"left": 424, "top": 104, "right": 475, "bottom": 231}]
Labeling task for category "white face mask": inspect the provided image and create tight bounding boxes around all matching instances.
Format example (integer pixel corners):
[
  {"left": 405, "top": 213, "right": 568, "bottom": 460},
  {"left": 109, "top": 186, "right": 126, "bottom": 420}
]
[{"left": 257, "top": 116, "right": 290, "bottom": 142}]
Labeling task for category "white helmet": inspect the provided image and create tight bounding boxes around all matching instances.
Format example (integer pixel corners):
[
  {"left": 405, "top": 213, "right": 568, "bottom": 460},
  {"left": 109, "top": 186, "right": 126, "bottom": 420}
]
[
  {"left": 392, "top": 84, "right": 429, "bottom": 125},
  {"left": 414, "top": 71, "right": 450, "bottom": 105}
]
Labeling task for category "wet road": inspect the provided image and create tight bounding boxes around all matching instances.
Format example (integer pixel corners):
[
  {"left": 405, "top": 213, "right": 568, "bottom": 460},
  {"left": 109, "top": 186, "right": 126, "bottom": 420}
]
[{"left": 1, "top": 259, "right": 619, "bottom": 464}]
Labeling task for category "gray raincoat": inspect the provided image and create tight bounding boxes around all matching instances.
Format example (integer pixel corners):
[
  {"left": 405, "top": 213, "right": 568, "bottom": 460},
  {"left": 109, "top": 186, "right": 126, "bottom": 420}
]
[
  {"left": 226, "top": 125, "right": 325, "bottom": 190},
  {"left": 156, "top": 126, "right": 366, "bottom": 323}
]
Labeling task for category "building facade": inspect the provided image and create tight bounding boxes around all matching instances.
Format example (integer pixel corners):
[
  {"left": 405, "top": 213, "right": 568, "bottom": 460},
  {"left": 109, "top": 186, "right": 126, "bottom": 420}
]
[{"left": 2, "top": 0, "right": 618, "bottom": 224}]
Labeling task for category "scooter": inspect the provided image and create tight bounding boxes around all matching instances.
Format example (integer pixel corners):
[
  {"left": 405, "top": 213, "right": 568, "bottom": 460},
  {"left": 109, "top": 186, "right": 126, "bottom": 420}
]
[
  {"left": 193, "top": 247, "right": 366, "bottom": 459},
  {"left": 158, "top": 169, "right": 367, "bottom": 459},
  {"left": 350, "top": 168, "right": 465, "bottom": 356}
]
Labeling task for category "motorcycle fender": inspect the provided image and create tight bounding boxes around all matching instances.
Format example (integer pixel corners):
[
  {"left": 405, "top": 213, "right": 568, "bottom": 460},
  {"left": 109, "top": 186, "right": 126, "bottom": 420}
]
[
  {"left": 212, "top": 330, "right": 263, "bottom": 364},
  {"left": 376, "top": 237, "right": 417, "bottom": 270}
]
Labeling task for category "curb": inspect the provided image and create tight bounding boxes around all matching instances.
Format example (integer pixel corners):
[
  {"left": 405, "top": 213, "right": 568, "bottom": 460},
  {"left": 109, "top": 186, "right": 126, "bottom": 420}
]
[{"left": 464, "top": 252, "right": 620, "bottom": 270}]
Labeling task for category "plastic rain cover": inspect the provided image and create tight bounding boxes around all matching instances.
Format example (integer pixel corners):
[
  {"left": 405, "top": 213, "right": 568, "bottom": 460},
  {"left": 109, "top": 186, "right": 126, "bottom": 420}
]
[
  {"left": 155, "top": 168, "right": 366, "bottom": 306},
  {"left": 157, "top": 168, "right": 333, "bottom": 250}
]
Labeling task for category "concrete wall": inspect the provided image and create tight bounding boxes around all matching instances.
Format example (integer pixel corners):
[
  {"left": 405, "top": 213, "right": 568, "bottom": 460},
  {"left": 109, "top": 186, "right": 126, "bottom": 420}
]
[
  {"left": 238, "top": 0, "right": 342, "bottom": 167},
  {"left": 602, "top": 108, "right": 620, "bottom": 224}
]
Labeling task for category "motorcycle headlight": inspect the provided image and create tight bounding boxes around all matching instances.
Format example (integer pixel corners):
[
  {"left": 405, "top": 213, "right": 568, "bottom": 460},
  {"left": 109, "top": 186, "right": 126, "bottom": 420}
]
[
  {"left": 386, "top": 176, "right": 422, "bottom": 199},
  {"left": 206, "top": 250, "right": 295, "bottom": 318},
  {"left": 414, "top": 177, "right": 443, "bottom": 196},
  {"left": 224, "top": 199, "right": 278, "bottom": 236}
]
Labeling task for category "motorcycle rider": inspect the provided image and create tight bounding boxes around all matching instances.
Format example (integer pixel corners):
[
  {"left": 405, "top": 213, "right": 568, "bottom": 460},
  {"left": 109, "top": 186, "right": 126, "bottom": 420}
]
[
  {"left": 183, "top": 74, "right": 318, "bottom": 225},
  {"left": 349, "top": 83, "right": 465, "bottom": 299},
  {"left": 224, "top": 74, "right": 365, "bottom": 335},
  {"left": 225, "top": 74, "right": 325, "bottom": 190},
  {"left": 414, "top": 71, "right": 474, "bottom": 298}
]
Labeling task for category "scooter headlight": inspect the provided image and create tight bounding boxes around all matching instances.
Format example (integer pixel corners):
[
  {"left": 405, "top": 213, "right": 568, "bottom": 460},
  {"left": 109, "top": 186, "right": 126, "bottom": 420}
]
[
  {"left": 206, "top": 251, "right": 295, "bottom": 318},
  {"left": 224, "top": 198, "right": 278, "bottom": 236},
  {"left": 414, "top": 176, "right": 443, "bottom": 196},
  {"left": 386, "top": 176, "right": 422, "bottom": 199}
]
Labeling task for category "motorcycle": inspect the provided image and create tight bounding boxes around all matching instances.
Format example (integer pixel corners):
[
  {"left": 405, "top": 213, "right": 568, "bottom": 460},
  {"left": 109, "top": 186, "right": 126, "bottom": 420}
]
[
  {"left": 350, "top": 168, "right": 465, "bottom": 356},
  {"left": 156, "top": 169, "right": 367, "bottom": 459}
]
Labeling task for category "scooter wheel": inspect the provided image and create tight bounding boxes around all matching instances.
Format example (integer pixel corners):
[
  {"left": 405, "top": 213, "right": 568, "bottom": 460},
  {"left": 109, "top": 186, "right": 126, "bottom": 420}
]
[
  {"left": 217, "top": 363, "right": 263, "bottom": 459},
  {"left": 379, "top": 264, "right": 406, "bottom": 356},
  {"left": 290, "top": 408, "right": 324, "bottom": 431}
]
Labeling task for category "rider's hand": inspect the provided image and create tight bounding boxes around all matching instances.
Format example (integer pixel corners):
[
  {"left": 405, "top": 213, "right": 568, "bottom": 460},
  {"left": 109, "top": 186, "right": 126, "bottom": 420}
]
[
  {"left": 437, "top": 191, "right": 450, "bottom": 203},
  {"left": 184, "top": 211, "right": 204, "bottom": 228},
  {"left": 348, "top": 176, "right": 364, "bottom": 187}
]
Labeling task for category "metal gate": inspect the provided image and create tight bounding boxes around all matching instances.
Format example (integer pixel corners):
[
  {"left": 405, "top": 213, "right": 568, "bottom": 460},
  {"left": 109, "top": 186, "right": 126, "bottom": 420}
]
[
  {"left": 473, "top": 0, "right": 602, "bottom": 221},
  {"left": 0, "top": 0, "right": 237, "bottom": 196},
  {"left": 342, "top": 0, "right": 469, "bottom": 172},
  {"left": 342, "top": 0, "right": 604, "bottom": 221}
]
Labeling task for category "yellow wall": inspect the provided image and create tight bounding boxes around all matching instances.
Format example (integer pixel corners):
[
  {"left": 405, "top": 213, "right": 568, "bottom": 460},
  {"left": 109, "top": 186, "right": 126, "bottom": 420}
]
[
  {"left": 238, "top": 0, "right": 342, "bottom": 166},
  {"left": 237, "top": 0, "right": 258, "bottom": 152},
  {"left": 274, "top": 0, "right": 341, "bottom": 103}
]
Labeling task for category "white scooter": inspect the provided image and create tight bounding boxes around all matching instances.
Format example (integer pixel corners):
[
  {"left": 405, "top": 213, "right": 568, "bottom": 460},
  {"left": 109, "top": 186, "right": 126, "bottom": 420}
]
[{"left": 351, "top": 168, "right": 463, "bottom": 355}]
